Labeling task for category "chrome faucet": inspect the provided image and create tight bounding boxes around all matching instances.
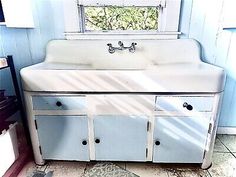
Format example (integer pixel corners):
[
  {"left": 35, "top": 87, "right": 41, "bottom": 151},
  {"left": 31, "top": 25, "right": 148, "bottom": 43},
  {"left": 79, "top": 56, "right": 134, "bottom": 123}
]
[{"left": 107, "top": 41, "right": 137, "bottom": 54}]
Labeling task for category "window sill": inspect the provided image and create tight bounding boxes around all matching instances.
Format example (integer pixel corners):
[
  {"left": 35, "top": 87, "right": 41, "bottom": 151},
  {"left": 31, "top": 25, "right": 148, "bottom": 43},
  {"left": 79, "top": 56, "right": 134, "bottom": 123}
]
[{"left": 64, "top": 31, "right": 181, "bottom": 40}]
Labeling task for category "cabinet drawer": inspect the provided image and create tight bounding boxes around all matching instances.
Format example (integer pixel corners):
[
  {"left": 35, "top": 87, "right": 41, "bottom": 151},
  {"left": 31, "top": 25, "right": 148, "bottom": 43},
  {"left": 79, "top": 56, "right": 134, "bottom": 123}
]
[
  {"left": 32, "top": 96, "right": 86, "bottom": 110},
  {"left": 155, "top": 96, "right": 214, "bottom": 112}
]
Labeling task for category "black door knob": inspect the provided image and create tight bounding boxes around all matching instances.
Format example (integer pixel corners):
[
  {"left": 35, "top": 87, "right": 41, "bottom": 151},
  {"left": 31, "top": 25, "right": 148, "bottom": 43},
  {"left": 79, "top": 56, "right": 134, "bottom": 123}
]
[
  {"left": 183, "top": 102, "right": 193, "bottom": 111},
  {"left": 82, "top": 140, "right": 87, "bottom": 145},
  {"left": 95, "top": 138, "right": 100, "bottom": 144},
  {"left": 155, "top": 140, "right": 160, "bottom": 146},
  {"left": 56, "top": 101, "right": 62, "bottom": 107}
]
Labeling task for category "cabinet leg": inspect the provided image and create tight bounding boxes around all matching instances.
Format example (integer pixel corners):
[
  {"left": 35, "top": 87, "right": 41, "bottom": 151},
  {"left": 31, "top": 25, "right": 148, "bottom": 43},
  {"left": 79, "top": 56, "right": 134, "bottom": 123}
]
[
  {"left": 201, "top": 162, "right": 212, "bottom": 170},
  {"left": 35, "top": 159, "right": 46, "bottom": 166}
]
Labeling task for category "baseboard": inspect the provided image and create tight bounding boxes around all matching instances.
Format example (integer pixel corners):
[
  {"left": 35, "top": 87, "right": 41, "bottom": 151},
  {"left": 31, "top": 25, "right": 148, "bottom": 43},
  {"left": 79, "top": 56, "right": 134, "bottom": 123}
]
[{"left": 217, "top": 127, "right": 236, "bottom": 134}]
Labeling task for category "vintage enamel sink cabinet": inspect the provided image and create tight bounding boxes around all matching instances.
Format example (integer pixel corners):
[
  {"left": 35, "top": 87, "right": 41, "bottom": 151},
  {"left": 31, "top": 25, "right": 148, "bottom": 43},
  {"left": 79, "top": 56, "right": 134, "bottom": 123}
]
[{"left": 20, "top": 39, "right": 225, "bottom": 169}]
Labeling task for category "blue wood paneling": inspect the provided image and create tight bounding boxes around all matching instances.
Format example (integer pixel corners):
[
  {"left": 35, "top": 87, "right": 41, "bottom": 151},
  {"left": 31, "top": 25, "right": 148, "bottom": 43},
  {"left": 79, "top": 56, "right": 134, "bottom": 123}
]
[
  {"left": 0, "top": 0, "right": 64, "bottom": 95},
  {"left": 179, "top": 0, "right": 236, "bottom": 127},
  {"left": 178, "top": 0, "right": 192, "bottom": 38},
  {"left": 188, "top": 0, "right": 206, "bottom": 44},
  {"left": 0, "top": 27, "right": 18, "bottom": 95}
]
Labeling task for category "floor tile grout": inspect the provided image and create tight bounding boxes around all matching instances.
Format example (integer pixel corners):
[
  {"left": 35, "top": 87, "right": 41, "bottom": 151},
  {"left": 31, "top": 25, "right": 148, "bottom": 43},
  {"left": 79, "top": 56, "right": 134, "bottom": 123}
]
[
  {"left": 231, "top": 153, "right": 236, "bottom": 159},
  {"left": 43, "top": 164, "right": 49, "bottom": 172},
  {"left": 80, "top": 162, "right": 88, "bottom": 177},
  {"left": 207, "top": 170, "right": 212, "bottom": 177},
  {"left": 217, "top": 137, "right": 236, "bottom": 158},
  {"left": 166, "top": 170, "right": 170, "bottom": 177},
  {"left": 213, "top": 151, "right": 232, "bottom": 153}
]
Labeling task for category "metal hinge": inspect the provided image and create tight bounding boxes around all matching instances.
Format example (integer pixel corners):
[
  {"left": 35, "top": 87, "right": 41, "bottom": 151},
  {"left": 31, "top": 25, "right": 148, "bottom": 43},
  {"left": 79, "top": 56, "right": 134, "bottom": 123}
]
[
  {"left": 203, "top": 150, "right": 207, "bottom": 159},
  {"left": 147, "top": 121, "right": 151, "bottom": 131},
  {"left": 208, "top": 123, "right": 212, "bottom": 134},
  {"left": 34, "top": 120, "right": 38, "bottom": 130},
  {"left": 146, "top": 148, "right": 148, "bottom": 157},
  {"left": 39, "top": 146, "right": 42, "bottom": 155}
]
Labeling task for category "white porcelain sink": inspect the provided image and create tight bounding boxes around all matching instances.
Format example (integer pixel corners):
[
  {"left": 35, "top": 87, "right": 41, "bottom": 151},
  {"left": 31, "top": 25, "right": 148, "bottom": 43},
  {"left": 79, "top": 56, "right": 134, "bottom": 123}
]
[
  {"left": 20, "top": 62, "right": 225, "bottom": 93},
  {"left": 29, "top": 62, "right": 151, "bottom": 70},
  {"left": 20, "top": 39, "right": 225, "bottom": 93}
]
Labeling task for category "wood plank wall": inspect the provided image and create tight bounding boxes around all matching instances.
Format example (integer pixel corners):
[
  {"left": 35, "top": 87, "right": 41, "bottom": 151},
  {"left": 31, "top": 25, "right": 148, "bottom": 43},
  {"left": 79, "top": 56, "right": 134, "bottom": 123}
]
[
  {"left": 179, "top": 0, "right": 236, "bottom": 127},
  {"left": 0, "top": 0, "right": 235, "bottom": 127},
  {"left": 0, "top": 0, "right": 65, "bottom": 94}
]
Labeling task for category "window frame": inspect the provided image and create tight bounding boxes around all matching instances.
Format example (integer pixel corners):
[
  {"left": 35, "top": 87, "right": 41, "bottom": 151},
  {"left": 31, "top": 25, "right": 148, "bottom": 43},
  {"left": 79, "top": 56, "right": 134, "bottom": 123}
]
[
  {"left": 63, "top": 0, "right": 181, "bottom": 39},
  {"left": 80, "top": 6, "right": 159, "bottom": 32}
]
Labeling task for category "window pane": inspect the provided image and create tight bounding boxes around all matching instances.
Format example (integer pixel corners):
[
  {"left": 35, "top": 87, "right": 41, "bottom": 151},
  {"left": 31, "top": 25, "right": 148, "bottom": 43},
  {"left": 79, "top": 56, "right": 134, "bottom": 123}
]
[{"left": 84, "top": 7, "right": 158, "bottom": 31}]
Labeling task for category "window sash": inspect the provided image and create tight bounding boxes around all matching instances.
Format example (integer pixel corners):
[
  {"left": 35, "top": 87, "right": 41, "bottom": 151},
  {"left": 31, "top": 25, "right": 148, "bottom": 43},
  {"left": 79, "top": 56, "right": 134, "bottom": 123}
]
[
  {"left": 78, "top": 0, "right": 166, "bottom": 7},
  {"left": 63, "top": 0, "right": 181, "bottom": 38},
  {"left": 82, "top": 6, "right": 159, "bottom": 31}
]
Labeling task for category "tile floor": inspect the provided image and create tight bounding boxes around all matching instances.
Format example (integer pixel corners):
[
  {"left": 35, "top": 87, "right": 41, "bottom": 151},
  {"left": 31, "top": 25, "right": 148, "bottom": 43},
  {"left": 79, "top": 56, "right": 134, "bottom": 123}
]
[{"left": 17, "top": 135, "right": 236, "bottom": 177}]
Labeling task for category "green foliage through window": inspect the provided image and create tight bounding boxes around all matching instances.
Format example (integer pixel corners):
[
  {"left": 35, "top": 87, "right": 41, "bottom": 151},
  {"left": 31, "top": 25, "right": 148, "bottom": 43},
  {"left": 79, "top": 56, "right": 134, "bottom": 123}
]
[{"left": 84, "top": 6, "right": 158, "bottom": 31}]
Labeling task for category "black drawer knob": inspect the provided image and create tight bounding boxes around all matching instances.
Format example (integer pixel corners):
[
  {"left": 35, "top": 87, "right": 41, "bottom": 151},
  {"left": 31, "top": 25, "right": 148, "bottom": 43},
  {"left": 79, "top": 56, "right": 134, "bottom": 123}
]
[
  {"left": 155, "top": 140, "right": 160, "bottom": 146},
  {"left": 82, "top": 140, "right": 87, "bottom": 145},
  {"left": 56, "top": 101, "right": 62, "bottom": 107},
  {"left": 95, "top": 138, "right": 100, "bottom": 144},
  {"left": 183, "top": 102, "right": 193, "bottom": 111}
]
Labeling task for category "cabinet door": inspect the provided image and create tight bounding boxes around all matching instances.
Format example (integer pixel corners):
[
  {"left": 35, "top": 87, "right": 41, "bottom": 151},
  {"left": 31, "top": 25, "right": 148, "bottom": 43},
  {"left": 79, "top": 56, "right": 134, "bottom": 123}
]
[
  {"left": 36, "top": 115, "right": 89, "bottom": 161},
  {"left": 94, "top": 115, "right": 148, "bottom": 161},
  {"left": 153, "top": 116, "right": 210, "bottom": 163}
]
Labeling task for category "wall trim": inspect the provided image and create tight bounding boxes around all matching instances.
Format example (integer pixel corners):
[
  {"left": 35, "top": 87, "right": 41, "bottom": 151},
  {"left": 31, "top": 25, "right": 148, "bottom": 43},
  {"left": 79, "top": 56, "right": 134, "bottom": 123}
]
[
  {"left": 217, "top": 127, "right": 236, "bottom": 135},
  {"left": 64, "top": 32, "right": 180, "bottom": 40}
]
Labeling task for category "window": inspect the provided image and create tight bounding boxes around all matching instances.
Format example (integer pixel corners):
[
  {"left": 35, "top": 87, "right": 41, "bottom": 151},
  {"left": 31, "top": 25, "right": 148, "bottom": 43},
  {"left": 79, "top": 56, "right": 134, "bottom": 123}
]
[
  {"left": 84, "top": 6, "right": 158, "bottom": 31},
  {"left": 63, "top": 0, "right": 181, "bottom": 39}
]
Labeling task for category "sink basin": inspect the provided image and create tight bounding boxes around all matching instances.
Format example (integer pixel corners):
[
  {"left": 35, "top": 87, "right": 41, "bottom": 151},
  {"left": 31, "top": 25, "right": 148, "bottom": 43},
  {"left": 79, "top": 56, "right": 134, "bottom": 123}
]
[
  {"left": 20, "top": 62, "right": 225, "bottom": 93},
  {"left": 30, "top": 62, "right": 155, "bottom": 70},
  {"left": 20, "top": 39, "right": 225, "bottom": 93},
  {"left": 91, "top": 56, "right": 152, "bottom": 70}
]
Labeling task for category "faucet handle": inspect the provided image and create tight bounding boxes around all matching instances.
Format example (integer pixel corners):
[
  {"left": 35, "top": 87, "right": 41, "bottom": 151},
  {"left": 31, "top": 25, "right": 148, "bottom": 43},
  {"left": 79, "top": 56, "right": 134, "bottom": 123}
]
[
  {"left": 129, "top": 42, "right": 137, "bottom": 53},
  {"left": 118, "top": 41, "right": 124, "bottom": 48},
  {"left": 107, "top": 43, "right": 115, "bottom": 54}
]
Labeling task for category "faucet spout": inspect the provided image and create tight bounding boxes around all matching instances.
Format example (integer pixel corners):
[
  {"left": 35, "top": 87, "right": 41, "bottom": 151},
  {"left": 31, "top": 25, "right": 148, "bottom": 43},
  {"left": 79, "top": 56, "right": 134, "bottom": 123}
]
[{"left": 118, "top": 41, "right": 124, "bottom": 49}]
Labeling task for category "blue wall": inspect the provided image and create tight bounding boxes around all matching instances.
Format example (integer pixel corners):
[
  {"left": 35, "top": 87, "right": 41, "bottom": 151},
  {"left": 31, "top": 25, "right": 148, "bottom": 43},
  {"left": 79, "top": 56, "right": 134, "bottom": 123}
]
[
  {"left": 0, "top": 0, "right": 235, "bottom": 127},
  {"left": 179, "top": 0, "right": 236, "bottom": 127},
  {"left": 0, "top": 0, "right": 65, "bottom": 95}
]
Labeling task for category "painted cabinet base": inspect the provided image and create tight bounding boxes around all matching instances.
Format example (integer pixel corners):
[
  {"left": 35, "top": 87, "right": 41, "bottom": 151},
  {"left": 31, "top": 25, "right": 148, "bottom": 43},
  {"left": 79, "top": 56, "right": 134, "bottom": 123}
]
[{"left": 24, "top": 92, "right": 222, "bottom": 169}]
